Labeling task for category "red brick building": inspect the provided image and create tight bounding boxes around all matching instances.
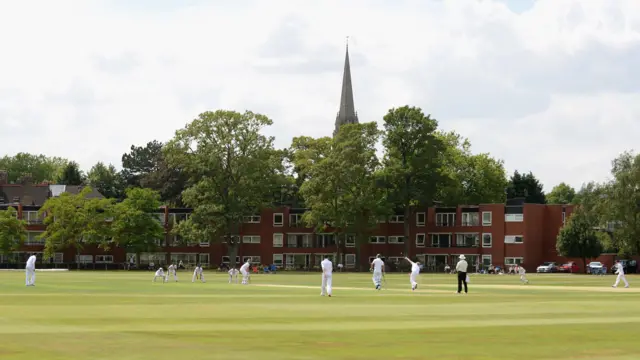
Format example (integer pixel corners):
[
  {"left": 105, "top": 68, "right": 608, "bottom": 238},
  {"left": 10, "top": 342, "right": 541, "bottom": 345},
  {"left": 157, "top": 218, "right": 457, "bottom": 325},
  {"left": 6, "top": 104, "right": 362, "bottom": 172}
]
[{"left": 1, "top": 198, "right": 574, "bottom": 272}]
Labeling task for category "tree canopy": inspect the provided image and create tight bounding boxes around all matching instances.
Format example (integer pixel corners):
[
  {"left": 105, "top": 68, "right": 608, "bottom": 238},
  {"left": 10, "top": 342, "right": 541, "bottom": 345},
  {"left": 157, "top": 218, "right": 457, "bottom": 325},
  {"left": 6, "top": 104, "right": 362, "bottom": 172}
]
[
  {"left": 556, "top": 206, "right": 603, "bottom": 272},
  {"left": 0, "top": 153, "right": 68, "bottom": 183},
  {"left": 506, "top": 170, "right": 546, "bottom": 204},
  {"left": 0, "top": 207, "right": 27, "bottom": 256},
  {"left": 547, "top": 182, "right": 576, "bottom": 205}
]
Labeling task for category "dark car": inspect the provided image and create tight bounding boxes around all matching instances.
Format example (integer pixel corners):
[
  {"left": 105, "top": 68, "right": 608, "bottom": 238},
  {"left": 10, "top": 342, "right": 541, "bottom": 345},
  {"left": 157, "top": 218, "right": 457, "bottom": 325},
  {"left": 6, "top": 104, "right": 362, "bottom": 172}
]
[{"left": 611, "top": 260, "right": 638, "bottom": 274}]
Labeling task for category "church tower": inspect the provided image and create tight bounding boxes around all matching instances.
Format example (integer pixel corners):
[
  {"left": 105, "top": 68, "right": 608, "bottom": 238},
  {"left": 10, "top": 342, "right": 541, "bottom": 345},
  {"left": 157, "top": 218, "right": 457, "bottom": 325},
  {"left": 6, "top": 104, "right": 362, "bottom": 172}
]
[{"left": 333, "top": 41, "right": 359, "bottom": 136}]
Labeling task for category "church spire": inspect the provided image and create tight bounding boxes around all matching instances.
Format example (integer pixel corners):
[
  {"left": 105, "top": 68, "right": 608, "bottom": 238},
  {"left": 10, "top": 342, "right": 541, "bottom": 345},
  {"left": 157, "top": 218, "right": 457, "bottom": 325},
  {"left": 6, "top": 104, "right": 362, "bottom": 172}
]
[{"left": 334, "top": 37, "right": 358, "bottom": 136}]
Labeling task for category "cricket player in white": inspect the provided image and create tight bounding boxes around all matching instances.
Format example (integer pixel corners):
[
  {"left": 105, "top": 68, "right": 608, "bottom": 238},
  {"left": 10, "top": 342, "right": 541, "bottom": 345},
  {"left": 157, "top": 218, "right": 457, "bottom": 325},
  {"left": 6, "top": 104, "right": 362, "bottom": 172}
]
[
  {"left": 320, "top": 256, "right": 333, "bottom": 297},
  {"left": 228, "top": 268, "right": 239, "bottom": 283},
  {"left": 167, "top": 263, "right": 178, "bottom": 282},
  {"left": 612, "top": 260, "right": 630, "bottom": 288},
  {"left": 240, "top": 260, "right": 251, "bottom": 285},
  {"left": 25, "top": 253, "right": 37, "bottom": 286},
  {"left": 192, "top": 264, "right": 205, "bottom": 282},
  {"left": 404, "top": 257, "right": 420, "bottom": 291},
  {"left": 153, "top": 267, "right": 166, "bottom": 282},
  {"left": 371, "top": 254, "right": 385, "bottom": 290},
  {"left": 518, "top": 265, "right": 529, "bottom": 284}
]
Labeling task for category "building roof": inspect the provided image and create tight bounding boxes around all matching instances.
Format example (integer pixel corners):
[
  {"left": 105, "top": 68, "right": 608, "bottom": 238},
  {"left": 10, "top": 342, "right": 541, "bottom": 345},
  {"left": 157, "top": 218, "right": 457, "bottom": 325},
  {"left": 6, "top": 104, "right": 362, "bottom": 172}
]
[
  {"left": 0, "top": 184, "right": 51, "bottom": 206},
  {"left": 334, "top": 42, "right": 359, "bottom": 136}
]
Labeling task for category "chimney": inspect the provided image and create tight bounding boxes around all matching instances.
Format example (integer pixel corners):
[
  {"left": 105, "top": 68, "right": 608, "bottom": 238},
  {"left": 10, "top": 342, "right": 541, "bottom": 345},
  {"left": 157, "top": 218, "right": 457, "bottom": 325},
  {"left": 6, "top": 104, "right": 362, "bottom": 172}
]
[
  {"left": 18, "top": 173, "right": 33, "bottom": 185},
  {"left": 0, "top": 170, "right": 7, "bottom": 185}
]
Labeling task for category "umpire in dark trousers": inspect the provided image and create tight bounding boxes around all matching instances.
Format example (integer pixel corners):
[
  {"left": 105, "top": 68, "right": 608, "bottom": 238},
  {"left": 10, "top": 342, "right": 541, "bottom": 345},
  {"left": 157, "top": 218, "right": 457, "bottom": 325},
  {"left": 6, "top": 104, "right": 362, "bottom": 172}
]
[{"left": 456, "top": 254, "right": 468, "bottom": 294}]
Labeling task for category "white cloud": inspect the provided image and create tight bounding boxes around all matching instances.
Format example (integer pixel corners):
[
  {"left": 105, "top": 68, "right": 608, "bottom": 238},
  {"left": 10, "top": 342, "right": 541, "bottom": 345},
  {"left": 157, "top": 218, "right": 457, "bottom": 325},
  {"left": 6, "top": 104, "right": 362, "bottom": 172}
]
[{"left": 1, "top": 0, "right": 639, "bottom": 192}]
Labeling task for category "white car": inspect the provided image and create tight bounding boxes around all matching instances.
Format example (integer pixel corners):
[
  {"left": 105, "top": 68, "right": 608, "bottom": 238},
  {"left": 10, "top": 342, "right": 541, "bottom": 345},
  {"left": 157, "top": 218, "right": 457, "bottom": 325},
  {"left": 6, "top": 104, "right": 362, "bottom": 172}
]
[
  {"left": 587, "top": 262, "right": 606, "bottom": 275},
  {"left": 536, "top": 262, "right": 557, "bottom": 273}
]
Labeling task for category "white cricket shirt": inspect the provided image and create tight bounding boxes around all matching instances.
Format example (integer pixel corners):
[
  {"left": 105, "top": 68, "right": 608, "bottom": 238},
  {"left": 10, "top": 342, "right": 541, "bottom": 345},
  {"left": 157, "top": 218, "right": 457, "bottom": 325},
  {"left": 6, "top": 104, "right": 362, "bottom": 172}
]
[
  {"left": 26, "top": 255, "right": 36, "bottom": 269},
  {"left": 321, "top": 258, "right": 333, "bottom": 274},
  {"left": 240, "top": 262, "right": 251, "bottom": 272},
  {"left": 371, "top": 258, "right": 384, "bottom": 272},
  {"left": 456, "top": 260, "right": 468, "bottom": 272}
]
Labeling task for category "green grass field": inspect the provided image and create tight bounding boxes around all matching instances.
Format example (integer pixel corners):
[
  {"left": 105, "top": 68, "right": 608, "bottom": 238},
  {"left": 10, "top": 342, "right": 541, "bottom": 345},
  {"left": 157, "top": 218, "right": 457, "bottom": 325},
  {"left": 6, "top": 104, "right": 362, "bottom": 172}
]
[{"left": 0, "top": 271, "right": 639, "bottom": 360}]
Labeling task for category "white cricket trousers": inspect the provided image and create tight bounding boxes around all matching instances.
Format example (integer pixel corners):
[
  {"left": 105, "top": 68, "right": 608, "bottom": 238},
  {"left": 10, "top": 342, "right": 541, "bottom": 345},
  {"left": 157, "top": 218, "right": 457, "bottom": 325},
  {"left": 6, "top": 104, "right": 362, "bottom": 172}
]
[
  {"left": 520, "top": 274, "right": 528, "bottom": 282},
  {"left": 321, "top": 273, "right": 332, "bottom": 296},
  {"left": 372, "top": 271, "right": 382, "bottom": 286},
  {"left": 25, "top": 267, "right": 35, "bottom": 286},
  {"left": 614, "top": 273, "right": 629, "bottom": 287},
  {"left": 153, "top": 274, "right": 165, "bottom": 282},
  {"left": 241, "top": 270, "right": 249, "bottom": 284},
  {"left": 192, "top": 271, "right": 205, "bottom": 282},
  {"left": 410, "top": 271, "right": 419, "bottom": 288},
  {"left": 229, "top": 274, "right": 237, "bottom": 283}
]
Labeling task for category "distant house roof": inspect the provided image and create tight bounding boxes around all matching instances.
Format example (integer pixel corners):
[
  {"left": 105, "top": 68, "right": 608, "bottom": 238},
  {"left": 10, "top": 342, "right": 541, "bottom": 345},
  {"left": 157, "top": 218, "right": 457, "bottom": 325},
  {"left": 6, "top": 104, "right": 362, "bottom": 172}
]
[
  {"left": 0, "top": 184, "right": 105, "bottom": 206},
  {"left": 0, "top": 184, "right": 51, "bottom": 206}
]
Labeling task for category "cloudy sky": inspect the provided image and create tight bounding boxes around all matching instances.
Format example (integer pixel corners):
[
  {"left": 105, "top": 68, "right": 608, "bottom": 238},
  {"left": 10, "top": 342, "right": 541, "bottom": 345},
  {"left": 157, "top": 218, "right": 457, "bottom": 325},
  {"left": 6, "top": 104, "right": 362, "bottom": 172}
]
[{"left": 1, "top": 0, "right": 639, "bottom": 192}]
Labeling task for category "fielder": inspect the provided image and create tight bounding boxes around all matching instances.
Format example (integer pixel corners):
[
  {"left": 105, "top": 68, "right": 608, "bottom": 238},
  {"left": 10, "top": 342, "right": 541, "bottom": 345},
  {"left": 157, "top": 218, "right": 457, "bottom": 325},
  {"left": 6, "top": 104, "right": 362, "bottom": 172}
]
[
  {"left": 518, "top": 265, "right": 529, "bottom": 284},
  {"left": 320, "top": 256, "right": 333, "bottom": 297},
  {"left": 192, "top": 264, "right": 205, "bottom": 283},
  {"left": 25, "top": 253, "right": 37, "bottom": 286},
  {"left": 404, "top": 257, "right": 420, "bottom": 291},
  {"left": 612, "top": 260, "right": 629, "bottom": 288},
  {"left": 153, "top": 267, "right": 166, "bottom": 282},
  {"left": 370, "top": 254, "right": 385, "bottom": 290},
  {"left": 167, "top": 263, "right": 178, "bottom": 282},
  {"left": 228, "top": 268, "right": 239, "bottom": 283},
  {"left": 240, "top": 260, "right": 251, "bottom": 285}
]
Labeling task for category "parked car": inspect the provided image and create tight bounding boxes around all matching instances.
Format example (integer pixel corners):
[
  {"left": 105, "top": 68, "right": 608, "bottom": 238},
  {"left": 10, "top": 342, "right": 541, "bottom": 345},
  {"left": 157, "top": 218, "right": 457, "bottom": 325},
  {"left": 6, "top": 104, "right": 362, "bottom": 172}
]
[
  {"left": 587, "top": 261, "right": 606, "bottom": 275},
  {"left": 557, "top": 262, "right": 579, "bottom": 273},
  {"left": 610, "top": 260, "right": 638, "bottom": 274},
  {"left": 536, "top": 262, "right": 557, "bottom": 273}
]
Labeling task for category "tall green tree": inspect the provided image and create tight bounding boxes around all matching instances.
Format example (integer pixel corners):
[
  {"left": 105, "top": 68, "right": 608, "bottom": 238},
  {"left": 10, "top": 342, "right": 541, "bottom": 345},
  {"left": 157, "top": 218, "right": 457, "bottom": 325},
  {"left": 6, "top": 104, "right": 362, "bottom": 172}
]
[
  {"left": 547, "top": 182, "right": 576, "bottom": 204},
  {"left": 121, "top": 140, "right": 188, "bottom": 206},
  {"left": 87, "top": 162, "right": 125, "bottom": 199},
  {"left": 0, "top": 153, "right": 68, "bottom": 183},
  {"left": 381, "top": 106, "right": 446, "bottom": 254},
  {"left": 0, "top": 207, "right": 27, "bottom": 256},
  {"left": 437, "top": 131, "right": 508, "bottom": 205},
  {"left": 556, "top": 206, "right": 603, "bottom": 273},
  {"left": 164, "top": 110, "right": 282, "bottom": 268},
  {"left": 58, "top": 161, "right": 85, "bottom": 185},
  {"left": 601, "top": 151, "right": 640, "bottom": 255},
  {"left": 111, "top": 188, "right": 165, "bottom": 264},
  {"left": 299, "top": 123, "right": 388, "bottom": 269},
  {"left": 39, "top": 187, "right": 114, "bottom": 263},
  {"left": 506, "top": 170, "right": 546, "bottom": 204}
]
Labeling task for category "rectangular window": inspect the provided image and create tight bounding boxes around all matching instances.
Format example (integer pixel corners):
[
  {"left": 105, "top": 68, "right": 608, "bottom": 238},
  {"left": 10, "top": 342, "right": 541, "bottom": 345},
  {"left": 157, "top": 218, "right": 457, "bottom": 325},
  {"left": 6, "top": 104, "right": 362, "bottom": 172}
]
[
  {"left": 95, "top": 255, "right": 113, "bottom": 263},
  {"left": 287, "top": 234, "right": 313, "bottom": 248},
  {"left": 436, "top": 213, "right": 456, "bottom": 227},
  {"left": 289, "top": 214, "right": 303, "bottom": 227},
  {"left": 482, "top": 233, "right": 492, "bottom": 248},
  {"left": 199, "top": 253, "right": 210, "bottom": 266},
  {"left": 76, "top": 255, "right": 93, "bottom": 264},
  {"left": 242, "top": 235, "right": 261, "bottom": 244},
  {"left": 461, "top": 212, "right": 479, "bottom": 226},
  {"left": 273, "top": 233, "right": 283, "bottom": 247},
  {"left": 243, "top": 256, "right": 260, "bottom": 264},
  {"left": 273, "top": 213, "right": 284, "bottom": 226},
  {"left": 25, "top": 211, "right": 44, "bottom": 224},
  {"left": 242, "top": 215, "right": 261, "bottom": 223},
  {"left": 25, "top": 232, "right": 45, "bottom": 246},
  {"left": 345, "top": 254, "right": 356, "bottom": 268},
  {"left": 482, "top": 211, "right": 492, "bottom": 226},
  {"left": 389, "top": 215, "right": 404, "bottom": 223},
  {"left": 505, "top": 214, "right": 524, "bottom": 222},
  {"left": 416, "top": 233, "right": 426, "bottom": 247},
  {"left": 416, "top": 212, "right": 426, "bottom": 226},
  {"left": 316, "top": 234, "right": 336, "bottom": 248},
  {"left": 482, "top": 255, "right": 492, "bottom": 267},
  {"left": 505, "top": 257, "right": 524, "bottom": 265},
  {"left": 221, "top": 256, "right": 241, "bottom": 265},
  {"left": 456, "top": 233, "right": 479, "bottom": 247},
  {"left": 170, "top": 253, "right": 197, "bottom": 265},
  {"left": 562, "top": 210, "right": 566, "bottom": 225},
  {"left": 504, "top": 235, "right": 524, "bottom": 244},
  {"left": 430, "top": 234, "right": 451, "bottom": 248},
  {"left": 272, "top": 254, "right": 283, "bottom": 267},
  {"left": 388, "top": 236, "right": 404, "bottom": 244},
  {"left": 369, "top": 236, "right": 386, "bottom": 244},
  {"left": 345, "top": 234, "right": 356, "bottom": 248}
]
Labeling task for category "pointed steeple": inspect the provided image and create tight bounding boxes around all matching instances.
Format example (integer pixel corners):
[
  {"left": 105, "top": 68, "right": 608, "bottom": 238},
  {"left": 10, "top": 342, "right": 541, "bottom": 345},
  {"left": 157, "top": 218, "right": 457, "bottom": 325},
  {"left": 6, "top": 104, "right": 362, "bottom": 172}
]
[{"left": 334, "top": 38, "right": 358, "bottom": 136}]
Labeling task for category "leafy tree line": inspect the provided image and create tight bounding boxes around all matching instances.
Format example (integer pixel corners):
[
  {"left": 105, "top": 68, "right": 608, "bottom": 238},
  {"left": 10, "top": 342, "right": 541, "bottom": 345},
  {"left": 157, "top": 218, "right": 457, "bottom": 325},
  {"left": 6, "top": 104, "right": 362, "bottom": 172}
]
[
  {"left": 556, "top": 152, "right": 640, "bottom": 270},
  {"left": 0, "top": 105, "right": 579, "bottom": 268}
]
